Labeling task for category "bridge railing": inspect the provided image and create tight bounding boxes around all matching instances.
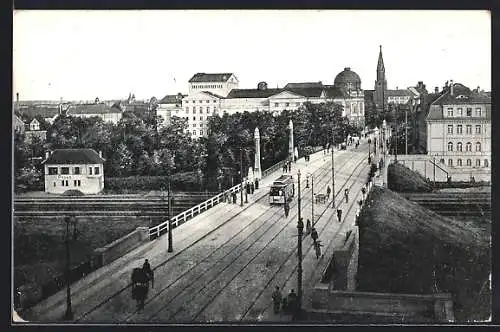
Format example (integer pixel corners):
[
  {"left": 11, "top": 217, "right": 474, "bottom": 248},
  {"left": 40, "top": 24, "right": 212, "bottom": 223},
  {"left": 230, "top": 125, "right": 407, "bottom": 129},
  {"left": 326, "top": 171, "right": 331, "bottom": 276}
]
[{"left": 149, "top": 158, "right": 287, "bottom": 240}]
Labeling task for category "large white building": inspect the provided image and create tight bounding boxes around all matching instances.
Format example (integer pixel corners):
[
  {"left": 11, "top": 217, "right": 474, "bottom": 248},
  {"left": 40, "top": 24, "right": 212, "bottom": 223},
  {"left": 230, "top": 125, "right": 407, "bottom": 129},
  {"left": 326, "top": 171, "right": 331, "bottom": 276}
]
[
  {"left": 426, "top": 82, "right": 491, "bottom": 180},
  {"left": 42, "top": 149, "right": 105, "bottom": 194}
]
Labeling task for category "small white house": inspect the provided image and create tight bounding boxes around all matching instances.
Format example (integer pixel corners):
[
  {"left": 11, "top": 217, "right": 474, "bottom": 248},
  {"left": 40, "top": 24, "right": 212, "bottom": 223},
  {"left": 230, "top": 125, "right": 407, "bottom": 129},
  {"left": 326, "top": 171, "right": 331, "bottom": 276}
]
[{"left": 42, "top": 149, "right": 105, "bottom": 194}]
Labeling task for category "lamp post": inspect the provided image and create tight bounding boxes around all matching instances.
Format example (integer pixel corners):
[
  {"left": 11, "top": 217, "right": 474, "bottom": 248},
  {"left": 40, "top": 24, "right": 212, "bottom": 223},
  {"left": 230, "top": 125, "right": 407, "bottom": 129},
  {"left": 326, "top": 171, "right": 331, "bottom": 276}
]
[
  {"left": 382, "top": 120, "right": 387, "bottom": 165},
  {"left": 296, "top": 169, "right": 303, "bottom": 320},
  {"left": 405, "top": 106, "right": 408, "bottom": 155},
  {"left": 368, "top": 138, "right": 372, "bottom": 161},
  {"left": 331, "top": 126, "right": 335, "bottom": 209},
  {"left": 308, "top": 172, "right": 315, "bottom": 227},
  {"left": 167, "top": 181, "right": 173, "bottom": 253},
  {"left": 63, "top": 216, "right": 76, "bottom": 320}
]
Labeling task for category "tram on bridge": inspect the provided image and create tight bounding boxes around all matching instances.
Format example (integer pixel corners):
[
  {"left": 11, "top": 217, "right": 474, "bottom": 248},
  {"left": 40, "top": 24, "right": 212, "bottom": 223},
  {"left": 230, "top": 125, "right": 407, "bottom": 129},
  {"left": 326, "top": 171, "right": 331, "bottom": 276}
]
[{"left": 269, "top": 175, "right": 295, "bottom": 205}]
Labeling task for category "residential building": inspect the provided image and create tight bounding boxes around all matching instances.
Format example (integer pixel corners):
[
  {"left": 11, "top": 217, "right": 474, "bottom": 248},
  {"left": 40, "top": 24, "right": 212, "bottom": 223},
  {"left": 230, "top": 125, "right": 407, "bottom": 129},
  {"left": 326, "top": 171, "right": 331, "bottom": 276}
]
[
  {"left": 157, "top": 93, "right": 185, "bottom": 126},
  {"left": 42, "top": 148, "right": 105, "bottom": 194},
  {"left": 66, "top": 102, "right": 123, "bottom": 124},
  {"left": 13, "top": 114, "right": 25, "bottom": 135},
  {"left": 180, "top": 91, "right": 223, "bottom": 138},
  {"left": 24, "top": 117, "right": 48, "bottom": 143},
  {"left": 426, "top": 82, "right": 491, "bottom": 180},
  {"left": 222, "top": 82, "right": 281, "bottom": 115},
  {"left": 188, "top": 73, "right": 239, "bottom": 97},
  {"left": 16, "top": 104, "right": 63, "bottom": 124}
]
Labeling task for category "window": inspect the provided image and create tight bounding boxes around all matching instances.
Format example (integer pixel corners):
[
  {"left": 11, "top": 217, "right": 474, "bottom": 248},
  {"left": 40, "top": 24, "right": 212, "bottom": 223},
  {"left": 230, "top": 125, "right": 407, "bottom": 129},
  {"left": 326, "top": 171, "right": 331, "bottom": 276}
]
[
  {"left": 192, "top": 123, "right": 196, "bottom": 127},
  {"left": 207, "top": 107, "right": 210, "bottom": 113},
  {"left": 53, "top": 182, "right": 56, "bottom": 187},
  {"left": 94, "top": 167, "right": 100, "bottom": 175},
  {"left": 457, "top": 108, "right": 463, "bottom": 116},
  {"left": 193, "top": 130, "right": 197, "bottom": 135},
  {"left": 457, "top": 159, "right": 462, "bottom": 166},
  {"left": 476, "top": 142, "right": 481, "bottom": 152},
  {"left": 466, "top": 125, "right": 472, "bottom": 134},
  {"left": 275, "top": 103, "right": 279, "bottom": 107},
  {"left": 447, "top": 142, "right": 453, "bottom": 151},
  {"left": 214, "top": 107, "right": 217, "bottom": 112},
  {"left": 200, "top": 130, "right": 204, "bottom": 135},
  {"left": 448, "top": 159, "right": 453, "bottom": 167},
  {"left": 447, "top": 108, "right": 453, "bottom": 117},
  {"left": 186, "top": 107, "right": 189, "bottom": 113},
  {"left": 194, "top": 108, "right": 197, "bottom": 114},
  {"left": 456, "top": 125, "right": 462, "bottom": 134},
  {"left": 466, "top": 108, "right": 472, "bottom": 116},
  {"left": 206, "top": 100, "right": 209, "bottom": 103},
  {"left": 485, "top": 159, "right": 489, "bottom": 167},
  {"left": 476, "top": 159, "right": 481, "bottom": 167},
  {"left": 200, "top": 123, "right": 203, "bottom": 128},
  {"left": 48, "top": 167, "right": 58, "bottom": 175},
  {"left": 61, "top": 167, "right": 70, "bottom": 175},
  {"left": 192, "top": 116, "right": 196, "bottom": 120},
  {"left": 66, "top": 180, "right": 69, "bottom": 186},
  {"left": 74, "top": 167, "right": 80, "bottom": 175},
  {"left": 192, "top": 100, "right": 195, "bottom": 103},
  {"left": 74, "top": 180, "right": 78, "bottom": 186},
  {"left": 476, "top": 125, "right": 481, "bottom": 134},
  {"left": 447, "top": 125, "right": 453, "bottom": 134},
  {"left": 466, "top": 142, "right": 472, "bottom": 152},
  {"left": 440, "top": 158, "right": 445, "bottom": 164},
  {"left": 475, "top": 108, "right": 482, "bottom": 117},
  {"left": 200, "top": 116, "right": 203, "bottom": 120},
  {"left": 61, "top": 180, "right": 64, "bottom": 186},
  {"left": 89, "top": 167, "right": 93, "bottom": 175},
  {"left": 285, "top": 103, "right": 290, "bottom": 107},
  {"left": 199, "top": 100, "right": 203, "bottom": 103},
  {"left": 213, "top": 100, "right": 217, "bottom": 103},
  {"left": 457, "top": 142, "right": 463, "bottom": 152},
  {"left": 466, "top": 159, "right": 472, "bottom": 166}
]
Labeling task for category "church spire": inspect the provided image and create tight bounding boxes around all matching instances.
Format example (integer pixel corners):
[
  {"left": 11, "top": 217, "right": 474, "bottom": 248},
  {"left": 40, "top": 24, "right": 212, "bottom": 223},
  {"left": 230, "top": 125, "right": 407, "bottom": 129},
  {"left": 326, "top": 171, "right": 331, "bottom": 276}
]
[{"left": 377, "top": 45, "right": 385, "bottom": 72}]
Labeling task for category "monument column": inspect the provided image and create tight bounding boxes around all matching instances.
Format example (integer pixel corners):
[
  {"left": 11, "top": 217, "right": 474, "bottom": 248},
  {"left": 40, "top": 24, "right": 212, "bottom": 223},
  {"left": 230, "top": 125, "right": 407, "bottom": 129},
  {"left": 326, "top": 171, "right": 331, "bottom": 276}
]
[{"left": 254, "top": 127, "right": 262, "bottom": 181}]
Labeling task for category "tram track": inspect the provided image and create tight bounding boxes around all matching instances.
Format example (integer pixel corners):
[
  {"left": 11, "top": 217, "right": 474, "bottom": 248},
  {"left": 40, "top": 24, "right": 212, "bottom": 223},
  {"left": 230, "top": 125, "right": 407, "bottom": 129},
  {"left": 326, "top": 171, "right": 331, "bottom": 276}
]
[{"left": 71, "top": 146, "right": 368, "bottom": 322}]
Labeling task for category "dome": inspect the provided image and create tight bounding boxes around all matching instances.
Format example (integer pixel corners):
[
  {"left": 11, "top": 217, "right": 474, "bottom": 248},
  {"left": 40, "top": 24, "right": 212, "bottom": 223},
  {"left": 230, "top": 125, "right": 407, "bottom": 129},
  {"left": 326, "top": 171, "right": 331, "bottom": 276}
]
[{"left": 334, "top": 67, "right": 361, "bottom": 90}]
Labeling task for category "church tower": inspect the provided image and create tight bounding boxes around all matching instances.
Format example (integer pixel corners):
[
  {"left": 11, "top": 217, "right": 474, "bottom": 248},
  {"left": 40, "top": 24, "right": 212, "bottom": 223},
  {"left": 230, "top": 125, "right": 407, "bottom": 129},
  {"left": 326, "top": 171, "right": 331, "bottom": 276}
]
[{"left": 374, "top": 45, "right": 387, "bottom": 111}]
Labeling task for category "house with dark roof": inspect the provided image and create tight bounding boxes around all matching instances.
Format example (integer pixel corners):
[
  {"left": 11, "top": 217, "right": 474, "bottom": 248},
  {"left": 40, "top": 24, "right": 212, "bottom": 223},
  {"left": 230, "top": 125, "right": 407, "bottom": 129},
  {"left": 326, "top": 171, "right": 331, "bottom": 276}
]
[
  {"left": 13, "top": 114, "right": 25, "bottom": 135},
  {"left": 42, "top": 148, "right": 105, "bottom": 194},
  {"left": 66, "top": 103, "right": 123, "bottom": 124},
  {"left": 24, "top": 116, "right": 49, "bottom": 143},
  {"left": 426, "top": 82, "right": 491, "bottom": 181},
  {"left": 16, "top": 104, "right": 63, "bottom": 124},
  {"left": 157, "top": 93, "right": 186, "bottom": 126},
  {"left": 188, "top": 72, "right": 239, "bottom": 97}
]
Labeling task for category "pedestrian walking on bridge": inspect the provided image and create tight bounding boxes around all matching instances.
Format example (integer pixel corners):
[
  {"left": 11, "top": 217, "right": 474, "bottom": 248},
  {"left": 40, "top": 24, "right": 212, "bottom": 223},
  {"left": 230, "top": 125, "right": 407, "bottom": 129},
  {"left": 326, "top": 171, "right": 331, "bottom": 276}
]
[
  {"left": 272, "top": 286, "right": 282, "bottom": 314},
  {"left": 284, "top": 202, "right": 290, "bottom": 217},
  {"left": 337, "top": 209, "right": 343, "bottom": 223},
  {"left": 306, "top": 219, "right": 311, "bottom": 235},
  {"left": 344, "top": 188, "right": 349, "bottom": 203},
  {"left": 326, "top": 186, "right": 331, "bottom": 200},
  {"left": 311, "top": 227, "right": 318, "bottom": 245}
]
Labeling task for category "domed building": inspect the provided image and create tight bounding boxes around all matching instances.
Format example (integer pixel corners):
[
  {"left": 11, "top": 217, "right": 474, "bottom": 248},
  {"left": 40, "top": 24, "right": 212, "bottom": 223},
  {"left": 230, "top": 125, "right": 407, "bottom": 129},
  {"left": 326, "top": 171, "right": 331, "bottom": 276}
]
[
  {"left": 330, "top": 67, "right": 365, "bottom": 128},
  {"left": 334, "top": 67, "right": 362, "bottom": 92}
]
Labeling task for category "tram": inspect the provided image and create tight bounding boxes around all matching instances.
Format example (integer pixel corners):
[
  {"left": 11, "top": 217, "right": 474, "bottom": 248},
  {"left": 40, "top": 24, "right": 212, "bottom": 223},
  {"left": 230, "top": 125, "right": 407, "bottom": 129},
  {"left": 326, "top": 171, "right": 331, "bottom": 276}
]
[{"left": 269, "top": 175, "right": 295, "bottom": 205}]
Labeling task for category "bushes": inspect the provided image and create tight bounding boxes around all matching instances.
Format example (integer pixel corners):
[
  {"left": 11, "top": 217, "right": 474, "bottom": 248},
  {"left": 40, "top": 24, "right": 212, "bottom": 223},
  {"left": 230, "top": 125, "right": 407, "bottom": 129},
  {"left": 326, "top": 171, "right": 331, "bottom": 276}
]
[
  {"left": 62, "top": 189, "right": 84, "bottom": 196},
  {"left": 105, "top": 172, "right": 203, "bottom": 193},
  {"left": 367, "top": 163, "right": 378, "bottom": 182},
  {"left": 388, "top": 162, "right": 433, "bottom": 193}
]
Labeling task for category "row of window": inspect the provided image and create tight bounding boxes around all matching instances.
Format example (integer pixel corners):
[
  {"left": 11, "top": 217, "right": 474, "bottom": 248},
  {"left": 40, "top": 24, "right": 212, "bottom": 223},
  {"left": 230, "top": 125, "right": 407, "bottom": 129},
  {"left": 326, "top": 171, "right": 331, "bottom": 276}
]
[
  {"left": 53, "top": 180, "right": 82, "bottom": 187},
  {"left": 185, "top": 99, "right": 218, "bottom": 104},
  {"left": 447, "top": 141, "right": 482, "bottom": 152},
  {"left": 440, "top": 158, "right": 489, "bottom": 168},
  {"left": 192, "top": 122, "right": 205, "bottom": 128},
  {"left": 183, "top": 116, "right": 207, "bottom": 121},
  {"left": 187, "top": 130, "right": 204, "bottom": 136},
  {"left": 447, "top": 107, "right": 482, "bottom": 117},
  {"left": 447, "top": 124, "right": 482, "bottom": 135},
  {"left": 48, "top": 166, "right": 100, "bottom": 175},
  {"left": 184, "top": 107, "right": 216, "bottom": 114},
  {"left": 192, "top": 84, "right": 223, "bottom": 90},
  {"left": 273, "top": 102, "right": 301, "bottom": 108}
]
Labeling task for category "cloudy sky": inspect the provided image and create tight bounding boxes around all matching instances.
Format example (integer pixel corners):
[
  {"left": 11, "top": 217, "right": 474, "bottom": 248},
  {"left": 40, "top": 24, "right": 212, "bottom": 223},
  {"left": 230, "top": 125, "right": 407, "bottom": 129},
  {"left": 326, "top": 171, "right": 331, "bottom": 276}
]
[{"left": 13, "top": 10, "right": 490, "bottom": 101}]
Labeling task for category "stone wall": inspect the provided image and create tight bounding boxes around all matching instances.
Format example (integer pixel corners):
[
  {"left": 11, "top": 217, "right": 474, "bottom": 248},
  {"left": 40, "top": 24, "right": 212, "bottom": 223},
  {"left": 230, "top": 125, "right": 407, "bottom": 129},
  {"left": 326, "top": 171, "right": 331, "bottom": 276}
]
[{"left": 92, "top": 227, "right": 149, "bottom": 267}]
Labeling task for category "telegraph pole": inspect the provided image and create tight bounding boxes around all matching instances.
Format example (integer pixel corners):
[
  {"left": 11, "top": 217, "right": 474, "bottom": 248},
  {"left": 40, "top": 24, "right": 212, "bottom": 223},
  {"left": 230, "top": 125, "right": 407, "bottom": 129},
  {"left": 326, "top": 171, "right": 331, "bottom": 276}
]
[
  {"left": 296, "top": 170, "right": 303, "bottom": 320},
  {"left": 240, "top": 148, "right": 244, "bottom": 206},
  {"left": 331, "top": 127, "right": 335, "bottom": 209},
  {"left": 311, "top": 175, "right": 315, "bottom": 227},
  {"left": 64, "top": 216, "right": 74, "bottom": 320},
  {"left": 167, "top": 181, "right": 173, "bottom": 252},
  {"left": 405, "top": 107, "right": 408, "bottom": 155}
]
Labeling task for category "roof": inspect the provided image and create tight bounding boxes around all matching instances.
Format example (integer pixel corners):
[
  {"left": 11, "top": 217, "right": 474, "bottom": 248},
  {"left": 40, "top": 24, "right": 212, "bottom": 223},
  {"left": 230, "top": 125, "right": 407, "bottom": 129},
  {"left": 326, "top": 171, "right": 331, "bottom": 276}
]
[
  {"left": 200, "top": 91, "right": 225, "bottom": 99},
  {"left": 386, "top": 89, "right": 412, "bottom": 97},
  {"left": 67, "top": 103, "right": 122, "bottom": 115},
  {"left": 324, "top": 86, "right": 348, "bottom": 99},
  {"left": 188, "top": 73, "right": 235, "bottom": 83},
  {"left": 284, "top": 82, "right": 323, "bottom": 89},
  {"left": 426, "top": 86, "right": 491, "bottom": 121},
  {"left": 334, "top": 67, "right": 361, "bottom": 86},
  {"left": 43, "top": 149, "right": 105, "bottom": 165},
  {"left": 159, "top": 94, "right": 186, "bottom": 104},
  {"left": 226, "top": 88, "right": 283, "bottom": 99},
  {"left": 18, "top": 105, "right": 60, "bottom": 119},
  {"left": 286, "top": 87, "right": 325, "bottom": 98}
]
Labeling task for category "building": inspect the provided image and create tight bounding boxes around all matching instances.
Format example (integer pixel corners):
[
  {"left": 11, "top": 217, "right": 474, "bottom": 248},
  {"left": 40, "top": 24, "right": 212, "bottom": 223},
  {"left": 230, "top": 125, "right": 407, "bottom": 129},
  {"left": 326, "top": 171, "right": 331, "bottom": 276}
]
[
  {"left": 188, "top": 73, "right": 239, "bottom": 97},
  {"left": 157, "top": 93, "right": 185, "bottom": 126},
  {"left": 66, "top": 102, "right": 123, "bottom": 124},
  {"left": 426, "top": 82, "right": 491, "bottom": 179},
  {"left": 180, "top": 91, "right": 223, "bottom": 138},
  {"left": 16, "top": 104, "right": 63, "bottom": 125},
  {"left": 13, "top": 114, "right": 25, "bottom": 135},
  {"left": 24, "top": 117, "right": 48, "bottom": 143},
  {"left": 42, "top": 148, "right": 105, "bottom": 194}
]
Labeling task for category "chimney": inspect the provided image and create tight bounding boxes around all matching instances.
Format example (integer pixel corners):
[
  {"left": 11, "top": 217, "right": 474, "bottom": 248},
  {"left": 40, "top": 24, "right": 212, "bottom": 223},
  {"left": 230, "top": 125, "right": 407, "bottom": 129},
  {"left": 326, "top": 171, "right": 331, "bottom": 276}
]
[
  {"left": 99, "top": 150, "right": 102, "bottom": 158},
  {"left": 16, "top": 92, "right": 19, "bottom": 103},
  {"left": 396, "top": 86, "right": 399, "bottom": 90},
  {"left": 435, "top": 87, "right": 439, "bottom": 94},
  {"left": 418, "top": 81, "right": 423, "bottom": 88},
  {"left": 450, "top": 80, "right": 454, "bottom": 96}
]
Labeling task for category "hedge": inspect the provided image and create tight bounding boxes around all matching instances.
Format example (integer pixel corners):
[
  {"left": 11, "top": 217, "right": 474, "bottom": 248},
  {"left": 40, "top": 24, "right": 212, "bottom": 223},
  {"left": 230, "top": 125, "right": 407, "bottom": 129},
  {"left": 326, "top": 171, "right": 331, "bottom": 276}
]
[{"left": 104, "top": 172, "right": 208, "bottom": 192}]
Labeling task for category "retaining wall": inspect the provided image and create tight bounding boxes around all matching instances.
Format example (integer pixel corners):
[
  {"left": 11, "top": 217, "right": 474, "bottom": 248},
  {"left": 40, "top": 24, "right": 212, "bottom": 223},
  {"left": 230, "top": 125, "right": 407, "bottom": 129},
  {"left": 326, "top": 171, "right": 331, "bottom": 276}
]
[{"left": 92, "top": 227, "right": 149, "bottom": 267}]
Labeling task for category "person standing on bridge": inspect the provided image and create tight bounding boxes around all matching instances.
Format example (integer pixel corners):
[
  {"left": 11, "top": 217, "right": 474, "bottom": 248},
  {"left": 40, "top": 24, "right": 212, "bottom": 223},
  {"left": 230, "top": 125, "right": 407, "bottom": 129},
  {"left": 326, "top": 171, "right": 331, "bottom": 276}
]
[
  {"left": 306, "top": 219, "right": 311, "bottom": 235},
  {"left": 310, "top": 227, "right": 318, "bottom": 245},
  {"left": 250, "top": 181, "right": 255, "bottom": 194},
  {"left": 326, "top": 186, "right": 331, "bottom": 200},
  {"left": 344, "top": 188, "right": 349, "bottom": 203},
  {"left": 142, "top": 259, "right": 154, "bottom": 288},
  {"left": 337, "top": 209, "right": 342, "bottom": 223},
  {"left": 284, "top": 202, "right": 290, "bottom": 217},
  {"left": 272, "top": 286, "right": 282, "bottom": 314}
]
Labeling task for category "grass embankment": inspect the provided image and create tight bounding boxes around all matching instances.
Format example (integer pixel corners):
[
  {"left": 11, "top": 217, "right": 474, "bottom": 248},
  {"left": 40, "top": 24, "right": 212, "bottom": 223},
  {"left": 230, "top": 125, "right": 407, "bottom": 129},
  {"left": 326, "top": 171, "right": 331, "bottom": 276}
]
[
  {"left": 387, "top": 162, "right": 433, "bottom": 192},
  {"left": 357, "top": 187, "right": 490, "bottom": 322}
]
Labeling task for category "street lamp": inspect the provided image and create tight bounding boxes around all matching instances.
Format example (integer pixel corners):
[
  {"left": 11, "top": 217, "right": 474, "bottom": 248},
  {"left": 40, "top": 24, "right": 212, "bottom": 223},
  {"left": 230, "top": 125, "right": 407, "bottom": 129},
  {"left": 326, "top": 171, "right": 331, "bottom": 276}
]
[
  {"left": 63, "top": 216, "right": 77, "bottom": 320},
  {"left": 296, "top": 169, "right": 303, "bottom": 320},
  {"left": 167, "top": 183, "right": 173, "bottom": 252},
  {"left": 382, "top": 120, "right": 387, "bottom": 165},
  {"left": 240, "top": 148, "right": 244, "bottom": 206}
]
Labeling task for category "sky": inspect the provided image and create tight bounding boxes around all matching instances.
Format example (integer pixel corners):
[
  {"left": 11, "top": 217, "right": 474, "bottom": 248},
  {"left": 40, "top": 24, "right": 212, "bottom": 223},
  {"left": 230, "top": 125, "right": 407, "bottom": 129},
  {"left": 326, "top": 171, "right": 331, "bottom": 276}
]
[{"left": 13, "top": 10, "right": 491, "bottom": 101}]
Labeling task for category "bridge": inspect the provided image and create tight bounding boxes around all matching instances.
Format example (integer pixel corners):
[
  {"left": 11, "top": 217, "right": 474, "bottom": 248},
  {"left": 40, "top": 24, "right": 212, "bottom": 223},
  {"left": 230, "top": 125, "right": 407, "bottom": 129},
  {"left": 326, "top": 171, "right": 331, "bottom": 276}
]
[{"left": 21, "top": 141, "right": 372, "bottom": 323}]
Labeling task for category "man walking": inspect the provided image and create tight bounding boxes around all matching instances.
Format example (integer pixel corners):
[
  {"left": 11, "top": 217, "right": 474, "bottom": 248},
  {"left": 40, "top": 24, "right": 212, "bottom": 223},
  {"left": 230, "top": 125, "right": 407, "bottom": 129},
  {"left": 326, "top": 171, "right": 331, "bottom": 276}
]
[
  {"left": 337, "top": 209, "right": 342, "bottom": 223},
  {"left": 344, "top": 188, "right": 349, "bottom": 203},
  {"left": 306, "top": 219, "right": 311, "bottom": 235},
  {"left": 284, "top": 202, "right": 290, "bottom": 217},
  {"left": 326, "top": 186, "right": 331, "bottom": 200},
  {"left": 272, "top": 286, "right": 282, "bottom": 314},
  {"left": 311, "top": 227, "right": 318, "bottom": 245}
]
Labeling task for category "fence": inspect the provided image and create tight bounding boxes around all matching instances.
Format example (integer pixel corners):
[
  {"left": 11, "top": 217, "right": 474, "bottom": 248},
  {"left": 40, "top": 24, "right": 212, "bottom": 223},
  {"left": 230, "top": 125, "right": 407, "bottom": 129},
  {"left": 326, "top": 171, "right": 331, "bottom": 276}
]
[{"left": 149, "top": 158, "right": 288, "bottom": 240}]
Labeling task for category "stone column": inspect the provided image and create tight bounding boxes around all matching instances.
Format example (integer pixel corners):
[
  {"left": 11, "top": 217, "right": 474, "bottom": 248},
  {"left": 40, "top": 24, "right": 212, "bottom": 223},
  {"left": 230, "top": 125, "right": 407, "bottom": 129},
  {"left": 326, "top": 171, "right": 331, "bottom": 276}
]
[
  {"left": 254, "top": 127, "right": 262, "bottom": 180},
  {"left": 289, "top": 120, "right": 294, "bottom": 163}
]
